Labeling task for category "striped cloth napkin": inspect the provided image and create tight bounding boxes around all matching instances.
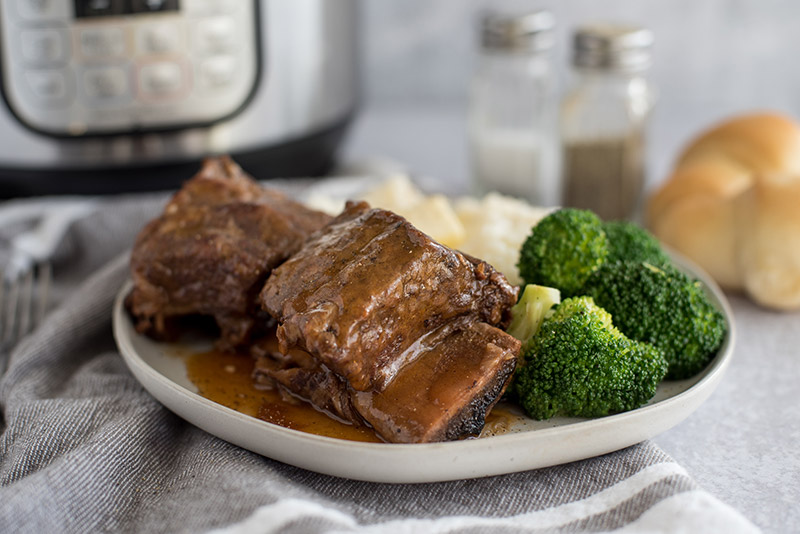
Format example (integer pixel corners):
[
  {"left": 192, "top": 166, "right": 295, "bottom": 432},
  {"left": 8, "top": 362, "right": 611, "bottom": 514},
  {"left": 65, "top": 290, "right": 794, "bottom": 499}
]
[{"left": 0, "top": 183, "right": 758, "bottom": 533}]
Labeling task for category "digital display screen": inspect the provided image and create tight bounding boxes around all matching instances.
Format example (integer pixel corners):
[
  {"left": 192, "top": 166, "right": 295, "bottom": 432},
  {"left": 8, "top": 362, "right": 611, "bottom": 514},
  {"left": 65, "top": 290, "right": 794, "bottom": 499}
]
[{"left": 75, "top": 0, "right": 180, "bottom": 18}]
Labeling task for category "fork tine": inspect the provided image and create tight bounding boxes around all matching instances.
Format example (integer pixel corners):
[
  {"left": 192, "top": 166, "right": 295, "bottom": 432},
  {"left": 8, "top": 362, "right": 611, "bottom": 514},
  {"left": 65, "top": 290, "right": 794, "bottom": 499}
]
[
  {"left": 0, "top": 268, "right": 5, "bottom": 341},
  {"left": 3, "top": 273, "right": 20, "bottom": 347},
  {"left": 35, "top": 262, "right": 51, "bottom": 326},
  {"left": 18, "top": 268, "right": 34, "bottom": 339}
]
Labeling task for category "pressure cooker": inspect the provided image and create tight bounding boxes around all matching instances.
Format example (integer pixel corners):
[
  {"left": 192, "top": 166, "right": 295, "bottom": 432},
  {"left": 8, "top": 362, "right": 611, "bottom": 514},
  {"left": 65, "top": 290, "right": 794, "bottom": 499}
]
[{"left": 0, "top": 0, "right": 360, "bottom": 196}]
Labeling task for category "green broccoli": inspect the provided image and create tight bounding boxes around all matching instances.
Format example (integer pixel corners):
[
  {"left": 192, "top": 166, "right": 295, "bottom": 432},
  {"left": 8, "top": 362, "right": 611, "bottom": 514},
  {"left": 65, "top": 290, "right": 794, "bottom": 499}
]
[
  {"left": 602, "top": 220, "right": 672, "bottom": 267},
  {"left": 507, "top": 284, "right": 561, "bottom": 343},
  {"left": 517, "top": 208, "right": 608, "bottom": 297},
  {"left": 581, "top": 261, "right": 726, "bottom": 380},
  {"left": 513, "top": 296, "right": 668, "bottom": 420}
]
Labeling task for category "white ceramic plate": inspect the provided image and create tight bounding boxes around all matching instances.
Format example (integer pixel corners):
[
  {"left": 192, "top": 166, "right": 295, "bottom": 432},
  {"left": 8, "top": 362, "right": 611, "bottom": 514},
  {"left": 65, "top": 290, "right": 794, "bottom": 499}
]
[{"left": 113, "top": 257, "right": 735, "bottom": 483}]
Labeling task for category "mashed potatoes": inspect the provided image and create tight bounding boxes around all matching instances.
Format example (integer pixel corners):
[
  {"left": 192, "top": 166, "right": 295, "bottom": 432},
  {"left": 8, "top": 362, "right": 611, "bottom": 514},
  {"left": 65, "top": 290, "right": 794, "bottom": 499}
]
[
  {"left": 306, "top": 175, "right": 552, "bottom": 286},
  {"left": 453, "top": 193, "right": 552, "bottom": 286}
]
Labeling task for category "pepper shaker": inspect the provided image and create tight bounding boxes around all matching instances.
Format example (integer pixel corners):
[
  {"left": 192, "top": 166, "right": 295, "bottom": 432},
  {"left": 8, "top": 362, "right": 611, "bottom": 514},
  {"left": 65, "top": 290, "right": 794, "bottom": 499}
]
[
  {"left": 560, "top": 23, "right": 656, "bottom": 220},
  {"left": 468, "top": 10, "right": 558, "bottom": 205}
]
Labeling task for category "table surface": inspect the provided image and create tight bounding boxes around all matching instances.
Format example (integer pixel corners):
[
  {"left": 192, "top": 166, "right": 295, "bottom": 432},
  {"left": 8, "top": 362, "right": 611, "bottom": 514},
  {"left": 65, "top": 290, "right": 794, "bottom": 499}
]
[{"left": 342, "top": 103, "right": 800, "bottom": 533}]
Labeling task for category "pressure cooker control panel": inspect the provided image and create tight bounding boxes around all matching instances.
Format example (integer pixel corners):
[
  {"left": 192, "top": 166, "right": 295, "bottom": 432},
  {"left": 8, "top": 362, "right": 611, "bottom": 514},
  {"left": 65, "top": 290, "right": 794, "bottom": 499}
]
[{"left": 0, "top": 0, "right": 260, "bottom": 136}]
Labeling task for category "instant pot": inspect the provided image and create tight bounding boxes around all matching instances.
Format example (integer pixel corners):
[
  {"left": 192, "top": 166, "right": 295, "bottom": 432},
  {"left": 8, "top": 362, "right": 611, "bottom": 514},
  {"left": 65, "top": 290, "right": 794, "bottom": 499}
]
[{"left": 0, "top": 0, "right": 360, "bottom": 196}]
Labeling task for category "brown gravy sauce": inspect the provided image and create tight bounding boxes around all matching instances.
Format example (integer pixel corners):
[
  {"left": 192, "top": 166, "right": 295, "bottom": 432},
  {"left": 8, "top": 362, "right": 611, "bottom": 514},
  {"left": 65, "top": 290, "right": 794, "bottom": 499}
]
[
  {"left": 184, "top": 349, "right": 381, "bottom": 443},
  {"left": 182, "top": 349, "right": 515, "bottom": 443}
]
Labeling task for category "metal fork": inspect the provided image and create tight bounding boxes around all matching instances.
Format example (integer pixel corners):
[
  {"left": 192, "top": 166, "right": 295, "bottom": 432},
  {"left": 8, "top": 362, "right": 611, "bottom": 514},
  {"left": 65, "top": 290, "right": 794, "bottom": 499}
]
[
  {"left": 0, "top": 261, "right": 51, "bottom": 359},
  {"left": 0, "top": 200, "right": 95, "bottom": 373}
]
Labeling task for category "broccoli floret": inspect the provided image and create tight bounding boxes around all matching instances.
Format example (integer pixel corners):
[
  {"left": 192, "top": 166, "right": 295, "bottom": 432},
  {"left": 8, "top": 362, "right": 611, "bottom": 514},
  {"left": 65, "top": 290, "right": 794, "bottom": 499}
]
[
  {"left": 507, "top": 284, "right": 561, "bottom": 343},
  {"left": 513, "top": 297, "right": 667, "bottom": 420},
  {"left": 517, "top": 209, "right": 608, "bottom": 297},
  {"left": 602, "top": 220, "right": 672, "bottom": 267},
  {"left": 581, "top": 261, "right": 726, "bottom": 380}
]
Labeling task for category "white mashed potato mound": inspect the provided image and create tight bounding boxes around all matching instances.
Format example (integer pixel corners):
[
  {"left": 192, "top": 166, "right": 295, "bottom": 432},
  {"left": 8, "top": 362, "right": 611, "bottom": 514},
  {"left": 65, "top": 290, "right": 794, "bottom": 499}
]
[
  {"left": 305, "top": 175, "right": 552, "bottom": 284},
  {"left": 304, "top": 193, "right": 346, "bottom": 216},
  {"left": 308, "top": 175, "right": 467, "bottom": 249},
  {"left": 359, "top": 176, "right": 466, "bottom": 248},
  {"left": 359, "top": 174, "right": 425, "bottom": 209},
  {"left": 455, "top": 193, "right": 552, "bottom": 286}
]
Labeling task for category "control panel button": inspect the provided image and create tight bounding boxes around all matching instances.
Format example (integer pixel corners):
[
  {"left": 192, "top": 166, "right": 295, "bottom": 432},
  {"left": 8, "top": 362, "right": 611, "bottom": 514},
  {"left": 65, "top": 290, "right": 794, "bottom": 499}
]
[
  {"left": 79, "top": 27, "right": 126, "bottom": 59},
  {"left": 81, "top": 65, "right": 130, "bottom": 103},
  {"left": 197, "top": 55, "right": 235, "bottom": 90},
  {"left": 136, "top": 23, "right": 181, "bottom": 55},
  {"left": 18, "top": 28, "right": 70, "bottom": 67},
  {"left": 13, "top": 0, "right": 71, "bottom": 21},
  {"left": 24, "top": 69, "right": 72, "bottom": 106},
  {"left": 130, "top": 0, "right": 179, "bottom": 14},
  {"left": 192, "top": 17, "right": 236, "bottom": 55},
  {"left": 74, "top": 0, "right": 126, "bottom": 18},
  {"left": 138, "top": 61, "right": 186, "bottom": 97}
]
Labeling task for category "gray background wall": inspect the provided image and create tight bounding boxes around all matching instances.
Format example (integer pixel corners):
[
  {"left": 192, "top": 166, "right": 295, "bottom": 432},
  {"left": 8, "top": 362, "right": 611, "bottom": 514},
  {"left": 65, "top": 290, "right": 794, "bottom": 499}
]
[
  {"left": 347, "top": 0, "right": 800, "bottom": 193},
  {"left": 362, "top": 0, "right": 797, "bottom": 110}
]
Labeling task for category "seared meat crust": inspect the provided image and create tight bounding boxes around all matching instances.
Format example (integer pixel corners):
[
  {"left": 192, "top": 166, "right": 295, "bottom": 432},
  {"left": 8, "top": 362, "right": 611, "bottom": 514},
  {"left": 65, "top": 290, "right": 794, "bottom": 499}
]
[
  {"left": 260, "top": 201, "right": 518, "bottom": 392},
  {"left": 127, "top": 156, "right": 331, "bottom": 349}
]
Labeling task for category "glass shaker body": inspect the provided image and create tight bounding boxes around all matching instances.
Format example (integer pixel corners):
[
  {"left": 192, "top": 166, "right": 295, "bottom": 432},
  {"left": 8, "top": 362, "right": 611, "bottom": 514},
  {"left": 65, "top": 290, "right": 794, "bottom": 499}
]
[
  {"left": 560, "top": 26, "right": 655, "bottom": 221},
  {"left": 469, "top": 13, "right": 557, "bottom": 206}
]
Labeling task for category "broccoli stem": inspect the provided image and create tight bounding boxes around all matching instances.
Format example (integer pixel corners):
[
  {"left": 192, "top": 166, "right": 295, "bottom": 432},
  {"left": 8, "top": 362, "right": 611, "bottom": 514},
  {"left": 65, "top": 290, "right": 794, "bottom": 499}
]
[{"left": 506, "top": 284, "right": 561, "bottom": 344}]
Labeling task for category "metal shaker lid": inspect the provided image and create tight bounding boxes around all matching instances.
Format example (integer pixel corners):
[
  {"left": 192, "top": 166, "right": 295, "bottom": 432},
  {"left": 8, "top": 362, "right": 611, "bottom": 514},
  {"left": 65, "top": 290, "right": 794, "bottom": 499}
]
[
  {"left": 573, "top": 23, "right": 653, "bottom": 71},
  {"left": 481, "top": 10, "right": 555, "bottom": 53}
]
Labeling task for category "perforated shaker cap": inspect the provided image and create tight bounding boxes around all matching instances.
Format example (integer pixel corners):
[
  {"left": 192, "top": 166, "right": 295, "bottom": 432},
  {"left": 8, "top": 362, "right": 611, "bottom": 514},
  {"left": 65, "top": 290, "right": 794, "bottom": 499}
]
[
  {"left": 481, "top": 10, "right": 555, "bottom": 53},
  {"left": 573, "top": 23, "right": 653, "bottom": 71}
]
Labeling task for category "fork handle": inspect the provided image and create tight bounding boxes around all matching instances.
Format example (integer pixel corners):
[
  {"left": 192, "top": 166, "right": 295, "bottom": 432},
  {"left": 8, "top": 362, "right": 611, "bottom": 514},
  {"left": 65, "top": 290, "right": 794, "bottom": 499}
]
[{"left": 11, "top": 201, "right": 96, "bottom": 262}]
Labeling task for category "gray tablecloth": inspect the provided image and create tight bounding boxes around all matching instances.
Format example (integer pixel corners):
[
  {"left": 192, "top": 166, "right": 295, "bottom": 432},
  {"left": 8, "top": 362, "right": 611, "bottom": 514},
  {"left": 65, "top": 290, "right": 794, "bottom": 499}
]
[{"left": 0, "top": 186, "right": 759, "bottom": 533}]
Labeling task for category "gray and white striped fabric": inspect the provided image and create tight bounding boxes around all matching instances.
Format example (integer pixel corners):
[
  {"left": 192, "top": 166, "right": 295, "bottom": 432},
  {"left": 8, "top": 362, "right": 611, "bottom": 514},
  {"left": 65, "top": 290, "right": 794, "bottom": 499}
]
[{"left": 0, "top": 185, "right": 758, "bottom": 533}]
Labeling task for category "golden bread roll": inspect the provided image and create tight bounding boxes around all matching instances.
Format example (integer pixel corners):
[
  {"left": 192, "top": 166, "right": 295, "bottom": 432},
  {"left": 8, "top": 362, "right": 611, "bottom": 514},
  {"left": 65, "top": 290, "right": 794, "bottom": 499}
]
[
  {"left": 647, "top": 112, "right": 800, "bottom": 309},
  {"left": 736, "top": 174, "right": 800, "bottom": 310}
]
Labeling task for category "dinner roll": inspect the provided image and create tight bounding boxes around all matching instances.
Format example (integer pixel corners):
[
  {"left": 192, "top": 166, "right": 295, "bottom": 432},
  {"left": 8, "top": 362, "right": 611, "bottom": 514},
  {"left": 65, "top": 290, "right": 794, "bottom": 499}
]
[
  {"left": 647, "top": 112, "right": 800, "bottom": 310},
  {"left": 736, "top": 173, "right": 800, "bottom": 310}
]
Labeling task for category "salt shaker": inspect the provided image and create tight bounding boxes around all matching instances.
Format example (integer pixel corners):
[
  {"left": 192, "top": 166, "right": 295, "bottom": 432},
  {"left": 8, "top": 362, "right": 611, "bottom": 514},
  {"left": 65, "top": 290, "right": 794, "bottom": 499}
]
[
  {"left": 560, "top": 23, "right": 656, "bottom": 220},
  {"left": 468, "top": 10, "right": 557, "bottom": 205}
]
